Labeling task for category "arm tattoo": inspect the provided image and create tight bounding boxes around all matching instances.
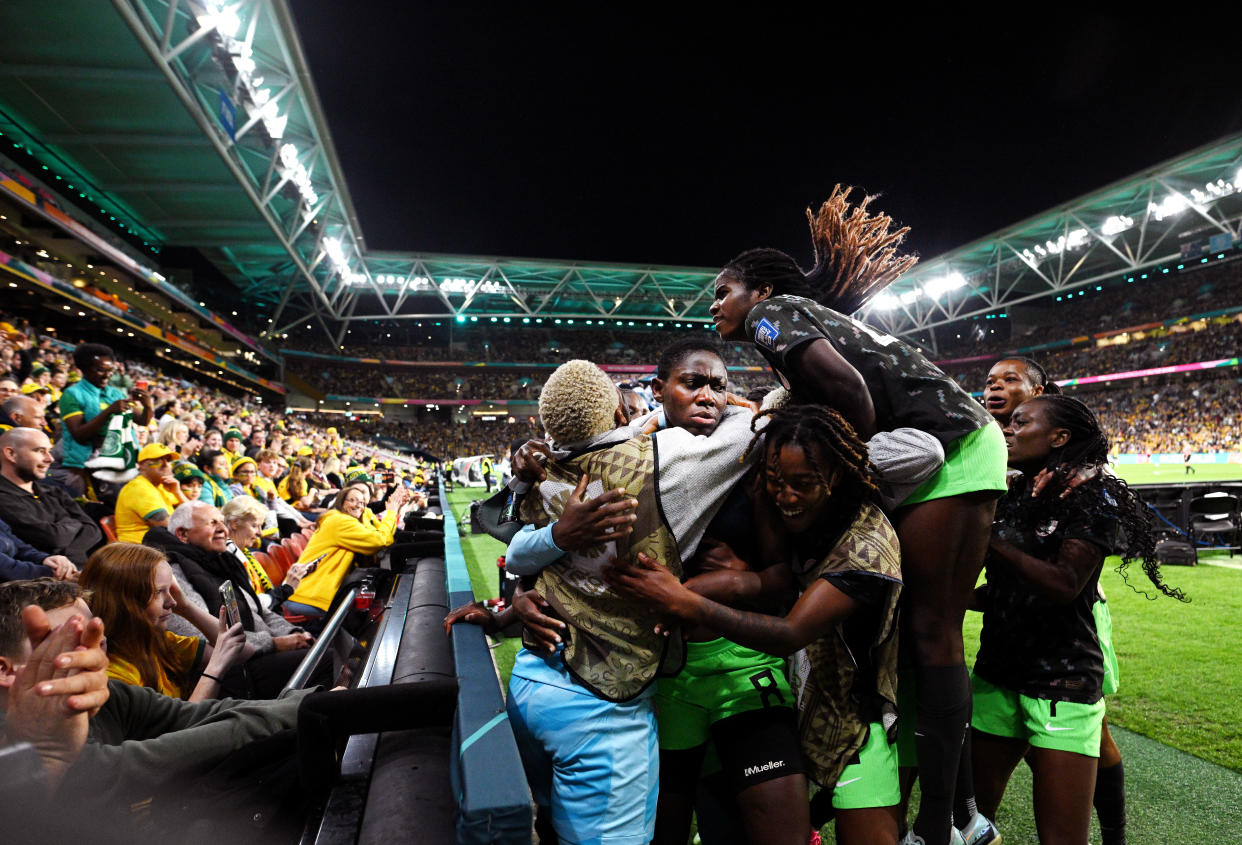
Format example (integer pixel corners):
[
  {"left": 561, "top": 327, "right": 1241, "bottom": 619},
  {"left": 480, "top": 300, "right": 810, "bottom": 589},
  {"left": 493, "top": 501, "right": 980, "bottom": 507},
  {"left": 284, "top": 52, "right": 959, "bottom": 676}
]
[{"left": 690, "top": 597, "right": 802, "bottom": 657}]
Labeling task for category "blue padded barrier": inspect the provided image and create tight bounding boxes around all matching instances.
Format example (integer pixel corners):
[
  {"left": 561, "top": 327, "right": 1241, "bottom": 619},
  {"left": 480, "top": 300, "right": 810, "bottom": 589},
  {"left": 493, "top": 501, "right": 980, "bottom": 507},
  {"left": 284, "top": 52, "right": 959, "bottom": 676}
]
[{"left": 442, "top": 480, "right": 532, "bottom": 844}]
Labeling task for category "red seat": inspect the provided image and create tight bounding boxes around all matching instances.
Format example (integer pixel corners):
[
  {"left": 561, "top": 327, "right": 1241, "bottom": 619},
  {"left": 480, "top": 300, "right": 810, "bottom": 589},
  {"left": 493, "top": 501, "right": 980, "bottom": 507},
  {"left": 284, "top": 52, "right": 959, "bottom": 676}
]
[
  {"left": 285, "top": 532, "right": 308, "bottom": 556},
  {"left": 252, "top": 551, "right": 283, "bottom": 585},
  {"left": 100, "top": 515, "right": 118, "bottom": 543},
  {"left": 268, "top": 543, "right": 294, "bottom": 577}
]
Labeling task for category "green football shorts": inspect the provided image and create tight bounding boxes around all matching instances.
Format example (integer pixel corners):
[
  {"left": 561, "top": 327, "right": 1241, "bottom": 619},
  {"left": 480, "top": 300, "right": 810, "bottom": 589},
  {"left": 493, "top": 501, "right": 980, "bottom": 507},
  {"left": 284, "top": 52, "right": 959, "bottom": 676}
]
[
  {"left": 655, "top": 637, "right": 793, "bottom": 750},
  {"left": 971, "top": 674, "right": 1104, "bottom": 757}
]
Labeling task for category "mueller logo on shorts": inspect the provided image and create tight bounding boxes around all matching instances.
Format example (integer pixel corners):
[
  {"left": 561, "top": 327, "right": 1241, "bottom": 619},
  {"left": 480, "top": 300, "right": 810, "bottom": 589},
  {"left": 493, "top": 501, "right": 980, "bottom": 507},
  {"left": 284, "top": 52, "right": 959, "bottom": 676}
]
[
  {"left": 744, "top": 760, "right": 785, "bottom": 777},
  {"left": 754, "top": 318, "right": 781, "bottom": 350}
]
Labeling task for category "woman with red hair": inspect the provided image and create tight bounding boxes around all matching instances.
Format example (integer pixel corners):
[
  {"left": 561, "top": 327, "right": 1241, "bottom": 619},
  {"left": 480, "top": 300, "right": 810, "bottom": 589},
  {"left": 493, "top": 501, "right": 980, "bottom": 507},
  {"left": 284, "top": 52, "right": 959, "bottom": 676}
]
[{"left": 80, "top": 542, "right": 249, "bottom": 701}]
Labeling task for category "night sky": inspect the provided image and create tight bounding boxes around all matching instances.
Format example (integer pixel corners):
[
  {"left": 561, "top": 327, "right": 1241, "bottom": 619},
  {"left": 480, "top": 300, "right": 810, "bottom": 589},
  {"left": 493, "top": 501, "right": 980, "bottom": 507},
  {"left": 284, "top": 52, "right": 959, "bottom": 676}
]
[{"left": 290, "top": 8, "right": 1241, "bottom": 269}]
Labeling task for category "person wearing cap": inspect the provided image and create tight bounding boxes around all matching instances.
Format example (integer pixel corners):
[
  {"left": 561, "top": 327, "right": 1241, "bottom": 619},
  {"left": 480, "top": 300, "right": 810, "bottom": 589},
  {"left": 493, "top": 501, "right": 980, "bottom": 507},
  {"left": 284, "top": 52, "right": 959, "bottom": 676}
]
[
  {"left": 229, "top": 456, "right": 262, "bottom": 498},
  {"left": 223, "top": 428, "right": 245, "bottom": 458},
  {"left": 22, "top": 362, "right": 50, "bottom": 392},
  {"left": 20, "top": 381, "right": 52, "bottom": 413},
  {"left": 173, "top": 463, "right": 208, "bottom": 503},
  {"left": 227, "top": 457, "right": 277, "bottom": 544},
  {"left": 113, "top": 443, "right": 187, "bottom": 543}
]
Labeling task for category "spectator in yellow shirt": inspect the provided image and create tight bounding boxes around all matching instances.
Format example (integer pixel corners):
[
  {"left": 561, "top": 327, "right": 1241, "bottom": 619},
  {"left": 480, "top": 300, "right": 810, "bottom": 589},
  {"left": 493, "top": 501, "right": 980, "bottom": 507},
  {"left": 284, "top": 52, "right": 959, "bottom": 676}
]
[
  {"left": 80, "top": 541, "right": 249, "bottom": 700},
  {"left": 113, "top": 443, "right": 188, "bottom": 543},
  {"left": 283, "top": 482, "right": 409, "bottom": 622}
]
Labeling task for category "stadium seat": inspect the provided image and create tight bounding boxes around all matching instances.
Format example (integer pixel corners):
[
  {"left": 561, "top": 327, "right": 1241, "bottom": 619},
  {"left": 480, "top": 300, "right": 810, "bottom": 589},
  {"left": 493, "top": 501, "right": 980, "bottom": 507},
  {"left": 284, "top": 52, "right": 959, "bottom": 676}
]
[
  {"left": 285, "top": 532, "right": 308, "bottom": 556},
  {"left": 99, "top": 515, "right": 117, "bottom": 543},
  {"left": 252, "top": 551, "right": 283, "bottom": 585},
  {"left": 268, "top": 543, "right": 295, "bottom": 577},
  {"left": 1189, "top": 493, "right": 1240, "bottom": 560}
]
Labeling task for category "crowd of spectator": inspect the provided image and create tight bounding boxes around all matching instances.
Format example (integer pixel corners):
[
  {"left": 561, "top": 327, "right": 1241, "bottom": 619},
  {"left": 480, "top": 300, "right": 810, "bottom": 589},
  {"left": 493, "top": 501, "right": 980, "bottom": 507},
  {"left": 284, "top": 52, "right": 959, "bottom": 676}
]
[
  {"left": 1084, "top": 373, "right": 1242, "bottom": 455},
  {"left": 288, "top": 358, "right": 776, "bottom": 404},
  {"left": 292, "top": 325, "right": 766, "bottom": 368},
  {"left": 284, "top": 364, "right": 548, "bottom": 401},
  {"left": 292, "top": 411, "right": 536, "bottom": 460},
  {"left": 934, "top": 258, "right": 1242, "bottom": 361},
  {"left": 943, "top": 313, "right": 1242, "bottom": 393},
  {"left": 0, "top": 301, "right": 467, "bottom": 837}
]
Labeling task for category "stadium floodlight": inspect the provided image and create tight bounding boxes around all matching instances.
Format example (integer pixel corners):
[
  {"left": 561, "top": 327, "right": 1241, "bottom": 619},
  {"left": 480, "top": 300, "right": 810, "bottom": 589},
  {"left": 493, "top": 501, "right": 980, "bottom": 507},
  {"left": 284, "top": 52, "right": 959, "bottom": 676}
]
[
  {"left": 323, "top": 236, "right": 347, "bottom": 268},
  {"left": 1148, "top": 192, "right": 1189, "bottom": 221},
  {"left": 1042, "top": 228, "right": 1089, "bottom": 256},
  {"left": 870, "top": 293, "right": 899, "bottom": 311},
  {"left": 260, "top": 100, "right": 287, "bottom": 140},
  {"left": 196, "top": 2, "right": 241, "bottom": 38},
  {"left": 279, "top": 144, "right": 319, "bottom": 214},
  {"left": 922, "top": 272, "right": 967, "bottom": 301},
  {"left": 1100, "top": 215, "right": 1134, "bottom": 236}
]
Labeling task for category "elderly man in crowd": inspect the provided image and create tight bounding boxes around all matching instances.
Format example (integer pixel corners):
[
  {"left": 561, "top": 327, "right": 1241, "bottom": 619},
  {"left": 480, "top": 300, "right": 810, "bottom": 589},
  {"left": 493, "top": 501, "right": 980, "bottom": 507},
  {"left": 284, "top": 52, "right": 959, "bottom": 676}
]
[
  {"left": 144, "top": 501, "right": 315, "bottom": 699},
  {"left": 0, "top": 428, "right": 104, "bottom": 568}
]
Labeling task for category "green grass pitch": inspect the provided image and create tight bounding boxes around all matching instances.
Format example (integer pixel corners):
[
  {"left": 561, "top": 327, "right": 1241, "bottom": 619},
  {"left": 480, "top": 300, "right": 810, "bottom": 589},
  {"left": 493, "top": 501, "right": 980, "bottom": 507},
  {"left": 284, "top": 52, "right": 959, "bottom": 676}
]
[{"left": 1113, "top": 461, "right": 1242, "bottom": 485}]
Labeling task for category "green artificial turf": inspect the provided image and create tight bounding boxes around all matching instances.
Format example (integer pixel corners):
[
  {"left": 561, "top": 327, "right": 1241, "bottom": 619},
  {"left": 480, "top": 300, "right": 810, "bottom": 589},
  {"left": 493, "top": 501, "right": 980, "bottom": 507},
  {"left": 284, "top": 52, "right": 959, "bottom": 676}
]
[
  {"left": 445, "top": 486, "right": 521, "bottom": 684},
  {"left": 891, "top": 723, "right": 1242, "bottom": 845},
  {"left": 1113, "top": 461, "right": 1242, "bottom": 485}
]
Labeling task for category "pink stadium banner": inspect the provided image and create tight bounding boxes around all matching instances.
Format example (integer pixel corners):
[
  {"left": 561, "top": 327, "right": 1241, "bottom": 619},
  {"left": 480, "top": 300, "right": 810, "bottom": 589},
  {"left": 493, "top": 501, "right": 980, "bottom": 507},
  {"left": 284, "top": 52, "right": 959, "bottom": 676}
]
[{"left": 1056, "top": 357, "right": 1240, "bottom": 387}]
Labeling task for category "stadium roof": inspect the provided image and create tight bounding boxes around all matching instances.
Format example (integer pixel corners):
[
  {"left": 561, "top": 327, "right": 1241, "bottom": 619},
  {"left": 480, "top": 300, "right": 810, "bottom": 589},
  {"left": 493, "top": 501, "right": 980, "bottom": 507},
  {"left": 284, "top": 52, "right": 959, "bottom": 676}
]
[
  {"left": 859, "top": 133, "right": 1242, "bottom": 347},
  {"left": 1, "top": 1, "right": 1239, "bottom": 352}
]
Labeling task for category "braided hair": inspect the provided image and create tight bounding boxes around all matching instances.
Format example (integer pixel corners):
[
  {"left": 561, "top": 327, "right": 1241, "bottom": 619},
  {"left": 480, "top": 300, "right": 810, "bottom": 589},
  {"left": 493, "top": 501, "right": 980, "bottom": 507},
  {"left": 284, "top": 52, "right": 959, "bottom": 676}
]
[
  {"left": 1002, "top": 395, "right": 1187, "bottom": 601},
  {"left": 722, "top": 185, "right": 918, "bottom": 314},
  {"left": 746, "top": 404, "right": 879, "bottom": 529}
]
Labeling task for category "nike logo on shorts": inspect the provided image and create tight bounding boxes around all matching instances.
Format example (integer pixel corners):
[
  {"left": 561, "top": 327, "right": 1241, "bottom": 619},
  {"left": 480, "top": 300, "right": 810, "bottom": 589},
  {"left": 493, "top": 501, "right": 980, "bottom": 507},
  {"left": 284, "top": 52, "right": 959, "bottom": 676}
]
[
  {"left": 837, "top": 777, "right": 863, "bottom": 787},
  {"left": 1044, "top": 722, "right": 1072, "bottom": 731}
]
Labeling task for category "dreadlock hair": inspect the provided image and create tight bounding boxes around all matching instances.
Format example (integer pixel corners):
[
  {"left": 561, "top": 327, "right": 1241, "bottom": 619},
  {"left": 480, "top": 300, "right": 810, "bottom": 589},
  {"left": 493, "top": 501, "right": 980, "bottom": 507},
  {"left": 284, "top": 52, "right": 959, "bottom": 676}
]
[
  {"left": 746, "top": 404, "right": 879, "bottom": 533},
  {"left": 722, "top": 185, "right": 918, "bottom": 314},
  {"left": 721, "top": 248, "right": 812, "bottom": 299},
  {"left": 1000, "top": 395, "right": 1187, "bottom": 602},
  {"left": 656, "top": 337, "right": 725, "bottom": 381}
]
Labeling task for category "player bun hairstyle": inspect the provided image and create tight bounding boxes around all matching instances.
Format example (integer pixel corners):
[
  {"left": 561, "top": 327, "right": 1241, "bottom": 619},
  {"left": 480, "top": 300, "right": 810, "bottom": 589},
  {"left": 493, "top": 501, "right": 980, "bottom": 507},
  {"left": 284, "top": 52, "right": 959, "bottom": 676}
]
[
  {"left": 722, "top": 185, "right": 919, "bottom": 313},
  {"left": 997, "top": 357, "right": 1061, "bottom": 396}
]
